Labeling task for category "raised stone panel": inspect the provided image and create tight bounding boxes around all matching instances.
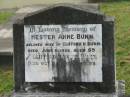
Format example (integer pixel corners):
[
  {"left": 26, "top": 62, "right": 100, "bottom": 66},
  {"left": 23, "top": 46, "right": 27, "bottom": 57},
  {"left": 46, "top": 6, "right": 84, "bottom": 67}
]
[{"left": 13, "top": 4, "right": 115, "bottom": 96}]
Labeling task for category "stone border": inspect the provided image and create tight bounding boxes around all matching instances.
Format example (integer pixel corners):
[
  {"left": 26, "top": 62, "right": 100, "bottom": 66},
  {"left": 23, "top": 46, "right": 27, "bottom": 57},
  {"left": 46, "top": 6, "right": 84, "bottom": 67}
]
[{"left": 12, "top": 80, "right": 125, "bottom": 97}]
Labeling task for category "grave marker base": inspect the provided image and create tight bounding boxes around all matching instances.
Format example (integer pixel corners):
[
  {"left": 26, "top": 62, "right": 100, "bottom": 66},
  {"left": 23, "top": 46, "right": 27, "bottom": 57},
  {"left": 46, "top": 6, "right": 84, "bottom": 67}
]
[
  {"left": 12, "top": 81, "right": 126, "bottom": 97},
  {"left": 13, "top": 93, "right": 118, "bottom": 97}
]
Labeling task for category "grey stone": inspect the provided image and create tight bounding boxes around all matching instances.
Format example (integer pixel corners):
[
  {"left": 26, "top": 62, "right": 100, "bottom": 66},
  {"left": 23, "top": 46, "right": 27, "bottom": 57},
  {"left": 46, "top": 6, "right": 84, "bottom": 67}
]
[
  {"left": 12, "top": 80, "right": 126, "bottom": 97},
  {"left": 0, "top": 3, "right": 99, "bottom": 55},
  {"left": 117, "top": 80, "right": 125, "bottom": 97},
  {"left": 13, "top": 3, "right": 115, "bottom": 93},
  {"left": 0, "top": 0, "right": 98, "bottom": 9},
  {"left": 12, "top": 93, "right": 117, "bottom": 97}
]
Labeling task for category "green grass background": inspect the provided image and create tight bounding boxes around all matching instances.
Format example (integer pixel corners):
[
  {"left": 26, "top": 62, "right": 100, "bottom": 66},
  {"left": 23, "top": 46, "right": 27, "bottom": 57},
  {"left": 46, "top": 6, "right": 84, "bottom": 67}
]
[
  {"left": 101, "top": 1, "right": 130, "bottom": 94},
  {"left": 0, "top": 12, "right": 14, "bottom": 24},
  {"left": 0, "top": 65, "right": 13, "bottom": 96},
  {"left": 0, "top": 1, "right": 130, "bottom": 95}
]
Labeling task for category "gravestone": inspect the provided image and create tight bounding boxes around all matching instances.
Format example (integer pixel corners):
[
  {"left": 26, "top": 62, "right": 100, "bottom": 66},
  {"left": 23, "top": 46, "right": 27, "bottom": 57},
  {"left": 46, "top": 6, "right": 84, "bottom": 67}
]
[{"left": 13, "top": 4, "right": 116, "bottom": 97}]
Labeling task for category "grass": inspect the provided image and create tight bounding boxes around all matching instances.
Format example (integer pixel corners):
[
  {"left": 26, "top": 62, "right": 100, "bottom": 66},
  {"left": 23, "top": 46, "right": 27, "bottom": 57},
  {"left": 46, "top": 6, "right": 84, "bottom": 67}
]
[
  {"left": 0, "top": 0, "right": 130, "bottom": 96},
  {"left": 0, "top": 65, "right": 13, "bottom": 96},
  {"left": 101, "top": 1, "right": 130, "bottom": 95},
  {"left": 0, "top": 11, "right": 14, "bottom": 24}
]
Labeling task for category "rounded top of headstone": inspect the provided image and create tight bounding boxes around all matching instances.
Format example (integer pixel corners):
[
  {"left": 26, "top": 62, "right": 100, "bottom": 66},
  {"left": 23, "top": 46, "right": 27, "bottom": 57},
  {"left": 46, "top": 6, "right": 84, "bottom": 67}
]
[
  {"left": 25, "top": 3, "right": 102, "bottom": 18},
  {"left": 21, "top": 3, "right": 105, "bottom": 25},
  {"left": 14, "top": 4, "right": 114, "bottom": 25}
]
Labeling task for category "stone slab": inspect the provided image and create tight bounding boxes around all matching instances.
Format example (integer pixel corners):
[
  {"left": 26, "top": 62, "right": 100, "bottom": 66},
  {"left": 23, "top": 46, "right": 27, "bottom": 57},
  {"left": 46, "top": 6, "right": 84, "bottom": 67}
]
[
  {"left": 0, "top": 4, "right": 99, "bottom": 55},
  {"left": 0, "top": 38, "right": 13, "bottom": 55},
  {"left": 117, "top": 80, "right": 125, "bottom": 97},
  {"left": 12, "top": 80, "right": 125, "bottom": 97},
  {"left": 0, "top": 0, "right": 100, "bottom": 9},
  {"left": 13, "top": 93, "right": 117, "bottom": 97},
  {"left": 13, "top": 3, "right": 115, "bottom": 93}
]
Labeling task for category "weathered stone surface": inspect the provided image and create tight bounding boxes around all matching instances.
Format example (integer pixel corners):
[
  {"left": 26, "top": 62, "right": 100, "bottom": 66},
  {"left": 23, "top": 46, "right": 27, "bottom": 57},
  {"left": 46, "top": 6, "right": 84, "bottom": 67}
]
[
  {"left": 117, "top": 80, "right": 125, "bottom": 97},
  {"left": 0, "top": 3, "right": 99, "bottom": 55},
  {"left": 13, "top": 3, "right": 115, "bottom": 95},
  {"left": 13, "top": 93, "right": 117, "bottom": 97},
  {"left": 0, "top": 0, "right": 98, "bottom": 9},
  {"left": 12, "top": 80, "right": 126, "bottom": 97}
]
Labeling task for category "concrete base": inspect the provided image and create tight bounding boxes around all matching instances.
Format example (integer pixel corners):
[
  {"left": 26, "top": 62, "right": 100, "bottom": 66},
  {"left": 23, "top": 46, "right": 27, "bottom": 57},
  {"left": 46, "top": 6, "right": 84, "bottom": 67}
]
[
  {"left": 12, "top": 80, "right": 125, "bottom": 97},
  {"left": 12, "top": 93, "right": 118, "bottom": 97}
]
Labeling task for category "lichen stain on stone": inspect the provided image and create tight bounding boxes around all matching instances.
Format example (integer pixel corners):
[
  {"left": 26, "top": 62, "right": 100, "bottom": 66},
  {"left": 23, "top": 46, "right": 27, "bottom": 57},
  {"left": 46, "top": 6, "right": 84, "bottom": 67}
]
[{"left": 45, "top": 50, "right": 92, "bottom": 82}]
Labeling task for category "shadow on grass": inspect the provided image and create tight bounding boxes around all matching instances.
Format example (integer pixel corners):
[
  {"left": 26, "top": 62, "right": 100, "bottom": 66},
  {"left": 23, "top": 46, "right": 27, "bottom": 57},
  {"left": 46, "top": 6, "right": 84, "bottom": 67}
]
[
  {"left": 0, "top": 55, "right": 13, "bottom": 66},
  {"left": 0, "top": 55, "right": 13, "bottom": 96}
]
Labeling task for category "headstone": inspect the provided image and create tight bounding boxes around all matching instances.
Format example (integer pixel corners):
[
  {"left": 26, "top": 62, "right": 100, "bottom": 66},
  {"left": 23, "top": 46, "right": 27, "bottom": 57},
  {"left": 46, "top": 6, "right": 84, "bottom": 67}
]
[{"left": 13, "top": 4, "right": 117, "bottom": 97}]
